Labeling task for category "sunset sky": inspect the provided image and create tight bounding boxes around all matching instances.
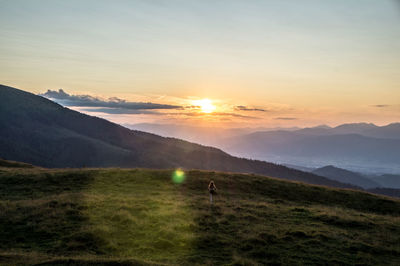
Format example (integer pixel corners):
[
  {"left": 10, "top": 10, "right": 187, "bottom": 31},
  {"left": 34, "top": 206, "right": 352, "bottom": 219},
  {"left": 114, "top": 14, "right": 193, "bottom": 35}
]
[{"left": 1, "top": 0, "right": 399, "bottom": 127}]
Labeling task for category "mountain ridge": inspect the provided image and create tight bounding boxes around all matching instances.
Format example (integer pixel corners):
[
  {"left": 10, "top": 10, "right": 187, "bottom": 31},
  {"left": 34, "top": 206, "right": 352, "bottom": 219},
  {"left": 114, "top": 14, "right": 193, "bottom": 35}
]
[
  {"left": 0, "top": 84, "right": 358, "bottom": 190},
  {"left": 222, "top": 129, "right": 400, "bottom": 173},
  {"left": 312, "top": 165, "right": 380, "bottom": 189}
]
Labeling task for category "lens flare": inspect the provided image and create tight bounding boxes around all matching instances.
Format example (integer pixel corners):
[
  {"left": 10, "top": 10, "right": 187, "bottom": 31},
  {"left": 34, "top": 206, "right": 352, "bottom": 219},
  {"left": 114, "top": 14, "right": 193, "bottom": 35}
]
[{"left": 172, "top": 169, "right": 186, "bottom": 184}]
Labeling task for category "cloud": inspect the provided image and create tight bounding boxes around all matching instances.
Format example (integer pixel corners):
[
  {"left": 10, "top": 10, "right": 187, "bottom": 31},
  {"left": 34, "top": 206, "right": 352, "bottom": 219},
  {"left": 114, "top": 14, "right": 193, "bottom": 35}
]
[
  {"left": 274, "top": 117, "right": 297, "bottom": 120},
  {"left": 234, "top": 105, "right": 267, "bottom": 112},
  {"left": 371, "top": 104, "right": 390, "bottom": 108},
  {"left": 40, "top": 89, "right": 183, "bottom": 112},
  {"left": 165, "top": 111, "right": 260, "bottom": 119},
  {"left": 217, "top": 112, "right": 260, "bottom": 119},
  {"left": 39, "top": 89, "right": 263, "bottom": 120},
  {"left": 80, "top": 108, "right": 161, "bottom": 115}
]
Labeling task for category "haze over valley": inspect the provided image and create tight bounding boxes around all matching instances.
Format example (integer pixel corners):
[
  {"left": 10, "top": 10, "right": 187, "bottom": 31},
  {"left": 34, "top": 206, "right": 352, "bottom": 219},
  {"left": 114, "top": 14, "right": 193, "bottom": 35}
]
[{"left": 125, "top": 122, "right": 400, "bottom": 174}]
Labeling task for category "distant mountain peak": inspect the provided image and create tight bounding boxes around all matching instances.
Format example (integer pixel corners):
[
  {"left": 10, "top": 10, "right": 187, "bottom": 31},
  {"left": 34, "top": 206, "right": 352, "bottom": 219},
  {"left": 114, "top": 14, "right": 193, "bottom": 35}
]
[
  {"left": 319, "top": 165, "right": 337, "bottom": 170},
  {"left": 385, "top": 122, "right": 400, "bottom": 127},
  {"left": 334, "top": 122, "right": 378, "bottom": 129},
  {"left": 313, "top": 124, "right": 331, "bottom": 129}
]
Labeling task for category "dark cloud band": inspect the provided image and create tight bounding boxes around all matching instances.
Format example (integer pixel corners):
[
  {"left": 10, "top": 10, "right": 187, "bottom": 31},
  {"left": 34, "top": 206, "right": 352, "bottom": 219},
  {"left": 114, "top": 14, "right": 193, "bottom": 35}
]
[
  {"left": 40, "top": 89, "right": 182, "bottom": 111},
  {"left": 274, "top": 117, "right": 297, "bottom": 120},
  {"left": 371, "top": 104, "right": 390, "bottom": 108},
  {"left": 234, "top": 105, "right": 267, "bottom": 112},
  {"left": 80, "top": 108, "right": 161, "bottom": 115}
]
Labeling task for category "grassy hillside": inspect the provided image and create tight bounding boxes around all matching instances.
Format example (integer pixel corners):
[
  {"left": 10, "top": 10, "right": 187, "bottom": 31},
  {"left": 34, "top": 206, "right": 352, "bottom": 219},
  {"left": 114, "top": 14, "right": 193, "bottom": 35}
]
[{"left": 0, "top": 165, "right": 399, "bottom": 265}]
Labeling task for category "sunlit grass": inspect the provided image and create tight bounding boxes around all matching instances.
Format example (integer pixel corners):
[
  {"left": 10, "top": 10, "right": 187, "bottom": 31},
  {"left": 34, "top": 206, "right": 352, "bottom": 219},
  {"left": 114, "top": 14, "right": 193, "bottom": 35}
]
[
  {"left": 0, "top": 167, "right": 399, "bottom": 265},
  {"left": 83, "top": 170, "right": 194, "bottom": 262}
]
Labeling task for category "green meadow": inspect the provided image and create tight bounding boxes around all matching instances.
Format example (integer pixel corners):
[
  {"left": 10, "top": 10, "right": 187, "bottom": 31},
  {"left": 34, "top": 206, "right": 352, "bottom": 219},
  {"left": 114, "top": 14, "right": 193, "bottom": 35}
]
[{"left": 0, "top": 163, "right": 399, "bottom": 265}]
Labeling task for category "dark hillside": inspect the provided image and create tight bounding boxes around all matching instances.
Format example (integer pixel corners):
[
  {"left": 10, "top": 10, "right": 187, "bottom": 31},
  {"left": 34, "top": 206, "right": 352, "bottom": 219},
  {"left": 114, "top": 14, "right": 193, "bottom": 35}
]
[
  {"left": 370, "top": 174, "right": 400, "bottom": 189},
  {"left": 312, "top": 165, "right": 379, "bottom": 189},
  {"left": 0, "top": 158, "right": 34, "bottom": 168}
]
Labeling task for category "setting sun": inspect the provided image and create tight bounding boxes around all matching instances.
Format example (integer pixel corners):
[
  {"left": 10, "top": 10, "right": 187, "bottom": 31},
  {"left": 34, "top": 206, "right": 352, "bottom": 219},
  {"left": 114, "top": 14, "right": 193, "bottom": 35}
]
[{"left": 193, "top": 99, "right": 216, "bottom": 113}]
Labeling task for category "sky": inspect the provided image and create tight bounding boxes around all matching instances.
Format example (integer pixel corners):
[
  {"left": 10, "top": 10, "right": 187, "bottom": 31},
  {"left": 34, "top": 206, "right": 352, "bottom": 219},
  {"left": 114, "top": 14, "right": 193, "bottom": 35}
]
[{"left": 1, "top": 0, "right": 399, "bottom": 128}]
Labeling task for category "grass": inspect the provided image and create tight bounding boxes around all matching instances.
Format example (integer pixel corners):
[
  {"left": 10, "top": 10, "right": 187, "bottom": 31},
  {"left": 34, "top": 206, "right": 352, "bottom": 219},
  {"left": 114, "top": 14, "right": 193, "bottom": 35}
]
[{"left": 0, "top": 165, "right": 399, "bottom": 265}]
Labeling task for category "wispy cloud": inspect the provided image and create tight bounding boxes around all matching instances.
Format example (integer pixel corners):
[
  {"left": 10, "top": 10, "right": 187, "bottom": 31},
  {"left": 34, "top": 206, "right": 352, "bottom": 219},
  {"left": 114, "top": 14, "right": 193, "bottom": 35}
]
[
  {"left": 219, "top": 112, "right": 260, "bottom": 119},
  {"left": 40, "top": 89, "right": 183, "bottom": 112},
  {"left": 371, "top": 104, "right": 390, "bottom": 108},
  {"left": 274, "top": 117, "right": 297, "bottom": 120},
  {"left": 234, "top": 105, "right": 268, "bottom": 112},
  {"left": 80, "top": 108, "right": 161, "bottom": 115},
  {"left": 166, "top": 111, "right": 260, "bottom": 120},
  {"left": 184, "top": 105, "right": 201, "bottom": 109}
]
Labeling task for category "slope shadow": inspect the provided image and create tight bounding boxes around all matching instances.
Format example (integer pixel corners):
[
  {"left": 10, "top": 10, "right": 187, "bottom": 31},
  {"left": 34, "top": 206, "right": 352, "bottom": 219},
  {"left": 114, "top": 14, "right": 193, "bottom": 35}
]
[{"left": 0, "top": 170, "right": 104, "bottom": 256}]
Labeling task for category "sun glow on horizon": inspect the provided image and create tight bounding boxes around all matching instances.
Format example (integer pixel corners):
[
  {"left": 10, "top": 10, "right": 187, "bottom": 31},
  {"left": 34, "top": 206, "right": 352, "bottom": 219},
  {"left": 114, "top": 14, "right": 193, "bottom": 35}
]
[{"left": 192, "top": 99, "right": 216, "bottom": 113}]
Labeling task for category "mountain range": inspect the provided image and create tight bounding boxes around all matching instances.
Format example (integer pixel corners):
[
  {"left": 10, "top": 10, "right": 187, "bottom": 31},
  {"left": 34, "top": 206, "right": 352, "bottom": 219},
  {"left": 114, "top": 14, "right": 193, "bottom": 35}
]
[
  {"left": 0, "top": 84, "right": 357, "bottom": 190},
  {"left": 221, "top": 127, "right": 400, "bottom": 174},
  {"left": 296, "top": 123, "right": 400, "bottom": 139},
  {"left": 124, "top": 123, "right": 301, "bottom": 147},
  {"left": 125, "top": 122, "right": 400, "bottom": 174},
  {"left": 127, "top": 122, "right": 400, "bottom": 143}
]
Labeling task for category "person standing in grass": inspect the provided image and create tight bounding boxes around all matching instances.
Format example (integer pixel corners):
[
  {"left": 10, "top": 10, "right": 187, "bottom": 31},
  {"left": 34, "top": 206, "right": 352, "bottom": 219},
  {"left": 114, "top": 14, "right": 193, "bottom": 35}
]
[{"left": 208, "top": 180, "right": 217, "bottom": 204}]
